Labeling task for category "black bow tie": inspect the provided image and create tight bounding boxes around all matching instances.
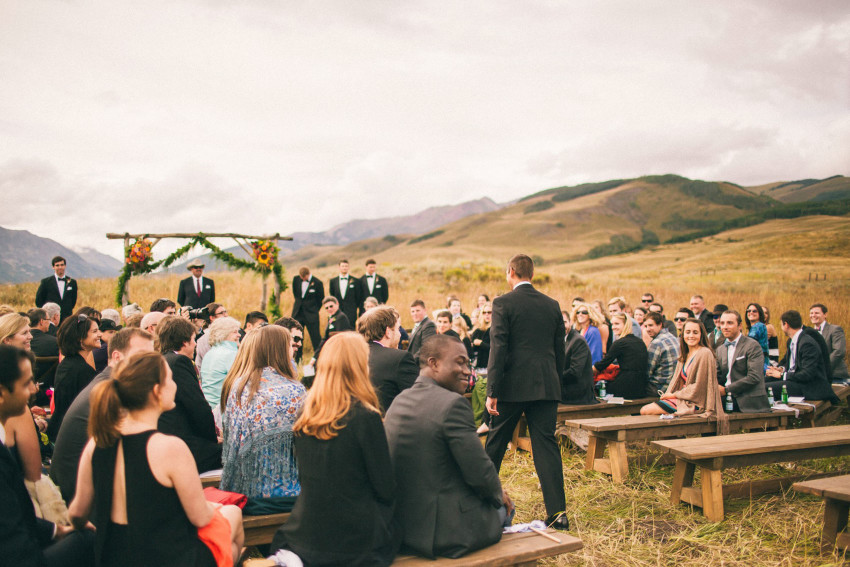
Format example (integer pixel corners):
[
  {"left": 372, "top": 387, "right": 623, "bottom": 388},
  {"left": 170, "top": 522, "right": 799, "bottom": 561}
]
[
  {"left": 340, "top": 276, "right": 348, "bottom": 280},
  {"left": 367, "top": 275, "right": 374, "bottom": 278},
  {"left": 57, "top": 277, "right": 67, "bottom": 281}
]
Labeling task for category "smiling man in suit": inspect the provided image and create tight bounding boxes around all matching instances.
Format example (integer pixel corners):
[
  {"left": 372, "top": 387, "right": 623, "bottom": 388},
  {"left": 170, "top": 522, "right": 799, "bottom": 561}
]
[
  {"left": 329, "top": 258, "right": 361, "bottom": 323},
  {"left": 407, "top": 299, "right": 436, "bottom": 363},
  {"left": 716, "top": 310, "right": 770, "bottom": 412},
  {"left": 291, "top": 266, "right": 324, "bottom": 362},
  {"left": 485, "top": 254, "right": 569, "bottom": 530},
  {"left": 810, "top": 303, "right": 849, "bottom": 382},
  {"left": 360, "top": 259, "right": 389, "bottom": 315},
  {"left": 35, "top": 256, "right": 77, "bottom": 322},
  {"left": 765, "top": 310, "right": 839, "bottom": 403},
  {"left": 176, "top": 259, "right": 215, "bottom": 309}
]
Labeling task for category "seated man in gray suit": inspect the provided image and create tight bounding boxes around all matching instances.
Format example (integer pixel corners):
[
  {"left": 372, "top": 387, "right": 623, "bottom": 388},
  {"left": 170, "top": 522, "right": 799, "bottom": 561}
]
[
  {"left": 716, "top": 310, "right": 770, "bottom": 412},
  {"left": 810, "top": 303, "right": 849, "bottom": 382},
  {"left": 384, "top": 334, "right": 513, "bottom": 559}
]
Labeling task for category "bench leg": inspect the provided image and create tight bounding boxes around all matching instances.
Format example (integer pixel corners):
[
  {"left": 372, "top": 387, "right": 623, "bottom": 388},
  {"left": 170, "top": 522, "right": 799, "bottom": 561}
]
[
  {"left": 671, "top": 459, "right": 695, "bottom": 505},
  {"left": 609, "top": 440, "right": 629, "bottom": 484},
  {"left": 585, "top": 435, "right": 607, "bottom": 472},
  {"left": 700, "top": 468, "right": 725, "bottom": 522},
  {"left": 822, "top": 498, "right": 849, "bottom": 554}
]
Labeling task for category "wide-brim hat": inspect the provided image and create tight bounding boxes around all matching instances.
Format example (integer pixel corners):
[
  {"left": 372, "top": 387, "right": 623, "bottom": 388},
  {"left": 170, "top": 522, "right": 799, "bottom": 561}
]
[{"left": 187, "top": 259, "right": 205, "bottom": 269}]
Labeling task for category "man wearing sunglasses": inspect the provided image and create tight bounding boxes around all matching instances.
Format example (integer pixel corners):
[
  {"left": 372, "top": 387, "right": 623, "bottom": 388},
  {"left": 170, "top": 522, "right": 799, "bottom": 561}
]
[
  {"left": 273, "top": 317, "right": 305, "bottom": 373},
  {"left": 307, "top": 297, "right": 352, "bottom": 367}
]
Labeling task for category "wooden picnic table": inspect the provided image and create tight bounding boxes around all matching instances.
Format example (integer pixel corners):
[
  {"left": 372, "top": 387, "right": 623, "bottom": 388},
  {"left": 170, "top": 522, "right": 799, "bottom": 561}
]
[
  {"left": 653, "top": 425, "right": 850, "bottom": 521},
  {"left": 569, "top": 410, "right": 794, "bottom": 483},
  {"left": 243, "top": 529, "right": 582, "bottom": 566},
  {"left": 793, "top": 474, "right": 850, "bottom": 554}
]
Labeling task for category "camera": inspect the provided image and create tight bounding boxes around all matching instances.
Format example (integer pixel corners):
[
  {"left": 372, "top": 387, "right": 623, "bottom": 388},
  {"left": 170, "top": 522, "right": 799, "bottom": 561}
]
[{"left": 187, "top": 306, "right": 209, "bottom": 321}]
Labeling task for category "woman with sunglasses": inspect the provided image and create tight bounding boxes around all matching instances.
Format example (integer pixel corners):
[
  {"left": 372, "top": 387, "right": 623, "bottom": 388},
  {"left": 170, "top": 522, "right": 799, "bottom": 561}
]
[
  {"left": 571, "top": 303, "right": 604, "bottom": 364},
  {"left": 47, "top": 311, "right": 101, "bottom": 440},
  {"left": 744, "top": 303, "right": 770, "bottom": 362}
]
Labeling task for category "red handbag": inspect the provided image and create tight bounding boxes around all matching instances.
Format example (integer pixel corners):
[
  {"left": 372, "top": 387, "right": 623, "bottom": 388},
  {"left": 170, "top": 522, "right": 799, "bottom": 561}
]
[
  {"left": 203, "top": 486, "right": 247, "bottom": 509},
  {"left": 594, "top": 364, "right": 620, "bottom": 383}
]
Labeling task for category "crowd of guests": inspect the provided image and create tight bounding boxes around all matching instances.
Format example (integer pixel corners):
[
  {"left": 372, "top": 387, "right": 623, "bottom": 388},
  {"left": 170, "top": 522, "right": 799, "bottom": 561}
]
[{"left": 0, "top": 253, "right": 848, "bottom": 567}]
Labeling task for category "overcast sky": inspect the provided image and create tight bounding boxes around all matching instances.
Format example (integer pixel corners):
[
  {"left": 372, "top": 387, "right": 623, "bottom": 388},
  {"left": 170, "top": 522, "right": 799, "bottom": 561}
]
[{"left": 1, "top": 0, "right": 848, "bottom": 259}]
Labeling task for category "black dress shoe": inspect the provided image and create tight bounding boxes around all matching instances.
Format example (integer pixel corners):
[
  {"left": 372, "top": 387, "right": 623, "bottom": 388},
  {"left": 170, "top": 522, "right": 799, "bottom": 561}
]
[{"left": 545, "top": 512, "right": 570, "bottom": 531}]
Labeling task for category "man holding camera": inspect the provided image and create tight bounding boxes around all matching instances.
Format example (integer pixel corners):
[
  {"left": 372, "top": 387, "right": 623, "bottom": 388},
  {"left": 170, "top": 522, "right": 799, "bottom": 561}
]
[{"left": 177, "top": 259, "right": 216, "bottom": 309}]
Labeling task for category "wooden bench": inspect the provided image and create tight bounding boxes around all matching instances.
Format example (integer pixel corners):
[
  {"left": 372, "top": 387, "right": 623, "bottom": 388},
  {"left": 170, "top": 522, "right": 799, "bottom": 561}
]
[
  {"left": 242, "top": 529, "right": 582, "bottom": 566},
  {"left": 794, "top": 384, "right": 850, "bottom": 428},
  {"left": 568, "top": 410, "right": 794, "bottom": 483},
  {"left": 653, "top": 425, "right": 850, "bottom": 521},
  {"left": 243, "top": 512, "right": 291, "bottom": 546},
  {"left": 510, "top": 397, "right": 657, "bottom": 453},
  {"left": 200, "top": 474, "right": 221, "bottom": 488},
  {"left": 794, "top": 475, "right": 850, "bottom": 554}
]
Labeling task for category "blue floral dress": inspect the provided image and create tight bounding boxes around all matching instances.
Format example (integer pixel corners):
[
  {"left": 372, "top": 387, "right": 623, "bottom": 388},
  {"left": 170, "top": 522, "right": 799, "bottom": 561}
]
[{"left": 221, "top": 367, "right": 306, "bottom": 498}]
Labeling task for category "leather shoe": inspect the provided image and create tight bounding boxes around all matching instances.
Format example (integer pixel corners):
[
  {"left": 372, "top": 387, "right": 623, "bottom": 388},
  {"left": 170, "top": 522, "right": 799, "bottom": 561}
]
[{"left": 545, "top": 512, "right": 570, "bottom": 531}]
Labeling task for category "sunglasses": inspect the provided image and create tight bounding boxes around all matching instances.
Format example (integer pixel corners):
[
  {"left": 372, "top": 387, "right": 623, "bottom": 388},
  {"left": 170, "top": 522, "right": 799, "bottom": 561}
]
[
  {"left": 482, "top": 311, "right": 492, "bottom": 314},
  {"left": 576, "top": 310, "right": 589, "bottom": 315},
  {"left": 746, "top": 309, "right": 758, "bottom": 313},
  {"left": 674, "top": 317, "right": 687, "bottom": 322},
  {"left": 324, "top": 305, "right": 335, "bottom": 310},
  {"left": 641, "top": 299, "right": 653, "bottom": 303},
  {"left": 291, "top": 336, "right": 303, "bottom": 344}
]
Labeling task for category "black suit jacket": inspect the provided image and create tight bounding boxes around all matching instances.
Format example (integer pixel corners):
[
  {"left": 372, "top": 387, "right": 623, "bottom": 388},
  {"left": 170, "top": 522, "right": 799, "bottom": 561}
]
[
  {"left": 487, "top": 284, "right": 565, "bottom": 402},
  {"left": 313, "top": 312, "right": 351, "bottom": 360},
  {"left": 360, "top": 274, "right": 389, "bottom": 306},
  {"left": 406, "top": 318, "right": 437, "bottom": 362},
  {"left": 329, "top": 276, "right": 362, "bottom": 323},
  {"left": 561, "top": 328, "right": 597, "bottom": 405},
  {"left": 35, "top": 275, "right": 77, "bottom": 320},
  {"left": 291, "top": 276, "right": 324, "bottom": 319},
  {"left": 30, "top": 329, "right": 59, "bottom": 389},
  {"left": 697, "top": 310, "right": 715, "bottom": 334},
  {"left": 158, "top": 352, "right": 221, "bottom": 472},
  {"left": 47, "top": 354, "right": 97, "bottom": 441},
  {"left": 0, "top": 440, "right": 54, "bottom": 566},
  {"left": 176, "top": 276, "right": 215, "bottom": 309},
  {"left": 780, "top": 331, "right": 839, "bottom": 402},
  {"left": 385, "top": 376, "right": 503, "bottom": 559},
  {"left": 368, "top": 342, "right": 419, "bottom": 414}
]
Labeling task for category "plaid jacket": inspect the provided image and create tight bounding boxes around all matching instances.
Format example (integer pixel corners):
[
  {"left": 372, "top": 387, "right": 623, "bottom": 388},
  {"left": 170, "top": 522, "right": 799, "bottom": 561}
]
[{"left": 647, "top": 329, "right": 680, "bottom": 390}]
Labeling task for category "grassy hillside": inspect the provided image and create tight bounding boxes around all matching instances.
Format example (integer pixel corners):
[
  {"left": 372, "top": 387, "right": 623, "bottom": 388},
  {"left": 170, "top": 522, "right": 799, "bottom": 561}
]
[{"left": 749, "top": 175, "right": 850, "bottom": 203}]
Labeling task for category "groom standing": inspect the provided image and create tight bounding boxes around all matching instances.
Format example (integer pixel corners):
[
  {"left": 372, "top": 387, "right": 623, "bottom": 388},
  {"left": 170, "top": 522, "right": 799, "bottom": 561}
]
[{"left": 35, "top": 256, "right": 78, "bottom": 321}]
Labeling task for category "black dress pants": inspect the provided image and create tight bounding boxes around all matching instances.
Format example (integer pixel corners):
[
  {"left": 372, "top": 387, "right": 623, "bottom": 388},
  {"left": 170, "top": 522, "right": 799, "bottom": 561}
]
[
  {"left": 484, "top": 399, "right": 566, "bottom": 517},
  {"left": 295, "top": 314, "right": 321, "bottom": 363}
]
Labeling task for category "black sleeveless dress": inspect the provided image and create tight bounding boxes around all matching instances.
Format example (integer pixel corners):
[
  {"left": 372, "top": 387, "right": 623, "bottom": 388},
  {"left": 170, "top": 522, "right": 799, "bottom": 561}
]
[{"left": 92, "top": 430, "right": 215, "bottom": 567}]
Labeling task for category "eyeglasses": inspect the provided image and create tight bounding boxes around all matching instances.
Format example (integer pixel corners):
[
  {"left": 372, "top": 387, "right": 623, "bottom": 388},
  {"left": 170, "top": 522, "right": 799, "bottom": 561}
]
[
  {"left": 674, "top": 317, "right": 687, "bottom": 322},
  {"left": 291, "top": 336, "right": 303, "bottom": 344},
  {"left": 215, "top": 310, "right": 227, "bottom": 316},
  {"left": 576, "top": 310, "right": 589, "bottom": 315}
]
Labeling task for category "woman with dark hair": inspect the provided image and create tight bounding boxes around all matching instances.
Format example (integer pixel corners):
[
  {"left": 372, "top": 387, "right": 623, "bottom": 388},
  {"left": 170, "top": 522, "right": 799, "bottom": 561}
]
[
  {"left": 592, "top": 313, "right": 649, "bottom": 399},
  {"left": 220, "top": 326, "right": 306, "bottom": 510},
  {"left": 69, "top": 351, "right": 244, "bottom": 567},
  {"left": 640, "top": 319, "right": 725, "bottom": 432},
  {"left": 47, "top": 313, "right": 101, "bottom": 440},
  {"left": 763, "top": 306, "right": 780, "bottom": 363},
  {"left": 745, "top": 303, "right": 770, "bottom": 362},
  {"left": 269, "top": 332, "right": 400, "bottom": 566}
]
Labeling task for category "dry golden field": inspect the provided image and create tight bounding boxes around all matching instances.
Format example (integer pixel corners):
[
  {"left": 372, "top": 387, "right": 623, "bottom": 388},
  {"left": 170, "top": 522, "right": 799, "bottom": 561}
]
[{"left": 3, "top": 216, "right": 850, "bottom": 566}]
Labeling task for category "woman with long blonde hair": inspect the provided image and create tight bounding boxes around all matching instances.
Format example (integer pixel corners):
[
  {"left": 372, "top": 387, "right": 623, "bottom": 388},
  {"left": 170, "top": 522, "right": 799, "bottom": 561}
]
[
  {"left": 269, "top": 332, "right": 399, "bottom": 566},
  {"left": 571, "top": 302, "right": 604, "bottom": 364}
]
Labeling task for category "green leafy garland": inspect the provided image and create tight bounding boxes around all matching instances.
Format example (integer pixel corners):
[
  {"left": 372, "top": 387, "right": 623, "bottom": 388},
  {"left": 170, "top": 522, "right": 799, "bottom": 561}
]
[{"left": 116, "top": 234, "right": 287, "bottom": 318}]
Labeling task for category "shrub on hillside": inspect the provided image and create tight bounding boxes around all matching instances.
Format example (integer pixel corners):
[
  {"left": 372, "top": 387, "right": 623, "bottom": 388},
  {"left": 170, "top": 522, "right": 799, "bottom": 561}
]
[
  {"left": 524, "top": 200, "right": 555, "bottom": 214},
  {"left": 407, "top": 230, "right": 445, "bottom": 245}
]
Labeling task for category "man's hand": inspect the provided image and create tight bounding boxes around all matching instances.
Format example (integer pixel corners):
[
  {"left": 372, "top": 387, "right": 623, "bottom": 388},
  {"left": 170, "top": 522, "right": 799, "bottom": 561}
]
[
  {"left": 486, "top": 396, "right": 499, "bottom": 416},
  {"left": 718, "top": 385, "right": 726, "bottom": 395},
  {"left": 765, "top": 366, "right": 782, "bottom": 378},
  {"left": 501, "top": 488, "right": 514, "bottom": 516}
]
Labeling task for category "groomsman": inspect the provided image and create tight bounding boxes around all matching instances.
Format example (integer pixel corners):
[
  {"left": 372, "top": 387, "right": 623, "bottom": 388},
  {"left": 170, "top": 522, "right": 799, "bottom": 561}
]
[
  {"left": 35, "top": 256, "right": 77, "bottom": 321},
  {"left": 291, "top": 266, "right": 324, "bottom": 361},
  {"left": 407, "top": 300, "right": 436, "bottom": 363},
  {"left": 716, "top": 310, "right": 769, "bottom": 412},
  {"left": 810, "top": 303, "right": 849, "bottom": 381},
  {"left": 176, "top": 260, "right": 215, "bottom": 309},
  {"left": 329, "top": 258, "right": 361, "bottom": 323},
  {"left": 360, "top": 259, "right": 389, "bottom": 312}
]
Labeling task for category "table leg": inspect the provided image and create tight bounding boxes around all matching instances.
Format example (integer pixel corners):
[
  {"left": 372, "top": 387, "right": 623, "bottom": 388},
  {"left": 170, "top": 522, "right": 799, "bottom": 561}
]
[
  {"left": 700, "top": 468, "right": 725, "bottom": 522},
  {"left": 671, "top": 459, "right": 695, "bottom": 505},
  {"left": 822, "top": 498, "right": 849, "bottom": 554},
  {"left": 609, "top": 440, "right": 629, "bottom": 484},
  {"left": 585, "top": 435, "right": 607, "bottom": 471}
]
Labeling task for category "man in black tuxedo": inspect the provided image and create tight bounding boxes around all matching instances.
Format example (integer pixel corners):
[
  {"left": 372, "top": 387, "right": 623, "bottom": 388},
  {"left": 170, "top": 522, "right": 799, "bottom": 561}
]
[
  {"left": 34, "top": 256, "right": 77, "bottom": 322},
  {"left": 0, "top": 346, "right": 95, "bottom": 566},
  {"left": 27, "top": 309, "right": 58, "bottom": 404},
  {"left": 308, "top": 297, "right": 351, "bottom": 365},
  {"left": 177, "top": 260, "right": 215, "bottom": 309},
  {"left": 358, "top": 306, "right": 418, "bottom": 414},
  {"left": 385, "top": 335, "right": 511, "bottom": 558},
  {"left": 484, "top": 254, "right": 569, "bottom": 530},
  {"left": 689, "top": 294, "right": 715, "bottom": 334},
  {"left": 765, "top": 310, "right": 839, "bottom": 403},
  {"left": 156, "top": 316, "right": 222, "bottom": 473},
  {"left": 407, "top": 299, "right": 436, "bottom": 363},
  {"left": 329, "top": 258, "right": 361, "bottom": 323},
  {"left": 360, "top": 258, "right": 389, "bottom": 315},
  {"left": 291, "top": 266, "right": 324, "bottom": 361}
]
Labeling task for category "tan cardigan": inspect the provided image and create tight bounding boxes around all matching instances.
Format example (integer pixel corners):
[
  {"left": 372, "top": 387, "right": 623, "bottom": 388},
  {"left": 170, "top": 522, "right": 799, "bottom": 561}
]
[{"left": 666, "top": 346, "right": 728, "bottom": 434}]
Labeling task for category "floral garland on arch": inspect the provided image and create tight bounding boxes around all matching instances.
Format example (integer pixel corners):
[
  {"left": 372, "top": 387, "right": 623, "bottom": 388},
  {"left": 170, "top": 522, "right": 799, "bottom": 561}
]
[{"left": 115, "top": 234, "right": 287, "bottom": 317}]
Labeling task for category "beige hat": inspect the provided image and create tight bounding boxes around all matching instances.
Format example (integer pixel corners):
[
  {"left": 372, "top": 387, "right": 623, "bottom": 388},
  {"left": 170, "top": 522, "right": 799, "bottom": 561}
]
[{"left": 187, "top": 259, "right": 205, "bottom": 269}]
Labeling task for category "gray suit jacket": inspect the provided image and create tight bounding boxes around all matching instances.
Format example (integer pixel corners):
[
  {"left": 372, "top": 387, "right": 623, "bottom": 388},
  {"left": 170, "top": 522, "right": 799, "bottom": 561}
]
[
  {"left": 822, "top": 323, "right": 849, "bottom": 379},
  {"left": 716, "top": 334, "right": 770, "bottom": 412},
  {"left": 384, "top": 376, "right": 503, "bottom": 559}
]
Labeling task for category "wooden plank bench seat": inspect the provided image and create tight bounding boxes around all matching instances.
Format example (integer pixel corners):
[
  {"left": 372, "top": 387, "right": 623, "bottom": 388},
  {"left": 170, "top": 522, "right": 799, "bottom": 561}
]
[
  {"left": 653, "top": 425, "right": 850, "bottom": 521},
  {"left": 793, "top": 474, "right": 850, "bottom": 554},
  {"left": 567, "top": 410, "right": 795, "bottom": 483},
  {"left": 510, "top": 397, "right": 658, "bottom": 453},
  {"left": 243, "top": 529, "right": 582, "bottom": 566},
  {"left": 242, "top": 512, "right": 291, "bottom": 546}
]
